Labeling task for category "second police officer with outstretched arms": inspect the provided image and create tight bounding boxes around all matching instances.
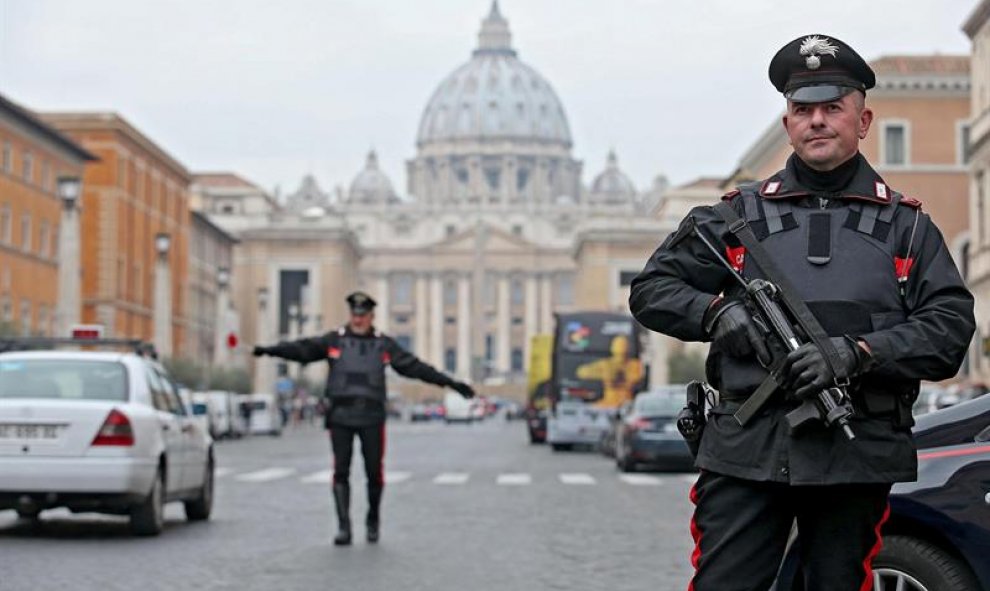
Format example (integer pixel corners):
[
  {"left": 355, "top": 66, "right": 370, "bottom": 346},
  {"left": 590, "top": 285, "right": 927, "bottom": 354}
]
[
  {"left": 253, "top": 291, "right": 476, "bottom": 546},
  {"left": 629, "top": 35, "right": 975, "bottom": 590}
]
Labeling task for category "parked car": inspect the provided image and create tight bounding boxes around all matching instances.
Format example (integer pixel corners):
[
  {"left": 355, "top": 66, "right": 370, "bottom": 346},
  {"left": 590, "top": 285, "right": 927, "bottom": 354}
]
[
  {"left": 241, "top": 393, "right": 282, "bottom": 436},
  {"left": 204, "top": 390, "right": 243, "bottom": 439},
  {"left": 615, "top": 389, "right": 693, "bottom": 472},
  {"left": 773, "top": 394, "right": 990, "bottom": 591},
  {"left": 599, "top": 400, "right": 632, "bottom": 458},
  {"left": 179, "top": 389, "right": 211, "bottom": 438},
  {"left": 0, "top": 347, "right": 214, "bottom": 536}
]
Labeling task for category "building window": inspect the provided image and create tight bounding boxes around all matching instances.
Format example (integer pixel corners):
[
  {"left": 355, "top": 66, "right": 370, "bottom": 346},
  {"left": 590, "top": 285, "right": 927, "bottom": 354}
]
[
  {"left": 1, "top": 141, "right": 10, "bottom": 173},
  {"left": 0, "top": 295, "right": 11, "bottom": 325},
  {"left": 395, "top": 334, "right": 412, "bottom": 351},
  {"left": 444, "top": 348, "right": 456, "bottom": 373},
  {"left": 511, "top": 279, "right": 524, "bottom": 305},
  {"left": 0, "top": 204, "right": 10, "bottom": 244},
  {"left": 38, "top": 220, "right": 49, "bottom": 258},
  {"left": 446, "top": 224, "right": 456, "bottom": 237},
  {"left": 41, "top": 160, "right": 51, "bottom": 192},
  {"left": 484, "top": 334, "right": 494, "bottom": 363},
  {"left": 37, "top": 305, "right": 48, "bottom": 337},
  {"left": 22, "top": 151, "right": 33, "bottom": 183},
  {"left": 50, "top": 227, "right": 58, "bottom": 260},
  {"left": 512, "top": 316, "right": 523, "bottom": 326},
  {"left": 20, "top": 213, "right": 31, "bottom": 252},
  {"left": 517, "top": 168, "right": 530, "bottom": 191},
  {"left": 958, "top": 120, "right": 972, "bottom": 165},
  {"left": 444, "top": 280, "right": 458, "bottom": 306},
  {"left": 485, "top": 168, "right": 500, "bottom": 190},
  {"left": 557, "top": 275, "right": 574, "bottom": 306},
  {"left": 20, "top": 299, "right": 31, "bottom": 336},
  {"left": 512, "top": 224, "right": 523, "bottom": 237},
  {"left": 221, "top": 204, "right": 235, "bottom": 215},
  {"left": 445, "top": 316, "right": 456, "bottom": 325},
  {"left": 882, "top": 121, "right": 908, "bottom": 166},
  {"left": 511, "top": 348, "right": 524, "bottom": 372},
  {"left": 394, "top": 314, "right": 410, "bottom": 325},
  {"left": 393, "top": 275, "right": 413, "bottom": 306},
  {"left": 978, "top": 170, "right": 986, "bottom": 246}
]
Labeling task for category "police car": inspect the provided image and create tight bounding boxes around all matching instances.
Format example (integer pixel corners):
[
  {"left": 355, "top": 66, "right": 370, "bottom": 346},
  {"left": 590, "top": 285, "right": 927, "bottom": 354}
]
[{"left": 0, "top": 335, "right": 214, "bottom": 536}]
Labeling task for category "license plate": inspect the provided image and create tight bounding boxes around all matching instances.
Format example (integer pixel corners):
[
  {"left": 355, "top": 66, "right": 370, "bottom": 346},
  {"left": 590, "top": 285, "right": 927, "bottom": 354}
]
[{"left": 0, "top": 424, "right": 61, "bottom": 440}]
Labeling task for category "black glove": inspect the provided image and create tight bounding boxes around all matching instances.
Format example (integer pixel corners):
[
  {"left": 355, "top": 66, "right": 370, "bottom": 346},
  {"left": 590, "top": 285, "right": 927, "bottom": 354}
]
[
  {"left": 703, "top": 298, "right": 771, "bottom": 365},
  {"left": 779, "top": 336, "right": 867, "bottom": 400},
  {"left": 451, "top": 381, "right": 475, "bottom": 399},
  {"left": 252, "top": 345, "right": 270, "bottom": 357}
]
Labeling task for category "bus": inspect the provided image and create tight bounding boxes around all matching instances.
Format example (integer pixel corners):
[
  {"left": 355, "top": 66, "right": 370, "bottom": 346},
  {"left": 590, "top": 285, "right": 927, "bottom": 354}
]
[
  {"left": 525, "top": 334, "right": 553, "bottom": 443},
  {"left": 546, "top": 312, "right": 647, "bottom": 451}
]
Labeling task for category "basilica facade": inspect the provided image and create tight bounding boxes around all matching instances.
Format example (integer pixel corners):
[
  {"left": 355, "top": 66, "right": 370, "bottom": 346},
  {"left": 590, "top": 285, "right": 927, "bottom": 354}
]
[{"left": 194, "top": 3, "right": 673, "bottom": 396}]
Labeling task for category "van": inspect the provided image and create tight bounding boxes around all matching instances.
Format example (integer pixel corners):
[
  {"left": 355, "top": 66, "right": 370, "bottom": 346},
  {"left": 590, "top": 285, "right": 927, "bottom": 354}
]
[
  {"left": 244, "top": 393, "right": 282, "bottom": 436},
  {"left": 444, "top": 390, "right": 476, "bottom": 423}
]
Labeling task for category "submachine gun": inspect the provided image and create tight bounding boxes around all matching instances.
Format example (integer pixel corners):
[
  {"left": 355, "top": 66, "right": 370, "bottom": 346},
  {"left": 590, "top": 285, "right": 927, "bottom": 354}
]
[{"left": 685, "top": 207, "right": 856, "bottom": 441}]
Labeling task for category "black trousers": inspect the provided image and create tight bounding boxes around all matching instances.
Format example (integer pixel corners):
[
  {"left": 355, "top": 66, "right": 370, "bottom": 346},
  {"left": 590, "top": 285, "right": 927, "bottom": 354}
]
[
  {"left": 688, "top": 471, "right": 891, "bottom": 591},
  {"left": 330, "top": 423, "right": 386, "bottom": 488}
]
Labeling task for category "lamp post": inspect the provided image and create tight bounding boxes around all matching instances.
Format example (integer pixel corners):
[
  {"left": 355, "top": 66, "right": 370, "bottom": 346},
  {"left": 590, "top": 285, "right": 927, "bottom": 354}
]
[
  {"left": 213, "top": 266, "right": 231, "bottom": 368},
  {"left": 152, "top": 232, "right": 173, "bottom": 357},
  {"left": 55, "top": 176, "right": 82, "bottom": 337}
]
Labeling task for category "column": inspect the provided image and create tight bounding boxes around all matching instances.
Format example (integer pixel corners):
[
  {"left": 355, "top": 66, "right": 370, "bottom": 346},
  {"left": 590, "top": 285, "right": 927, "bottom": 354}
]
[
  {"left": 457, "top": 274, "right": 472, "bottom": 379},
  {"left": 375, "top": 274, "right": 390, "bottom": 333},
  {"left": 496, "top": 274, "right": 511, "bottom": 374},
  {"left": 213, "top": 285, "right": 230, "bottom": 368},
  {"left": 539, "top": 273, "right": 554, "bottom": 334},
  {"left": 524, "top": 274, "right": 538, "bottom": 369},
  {"left": 55, "top": 204, "right": 81, "bottom": 336},
  {"left": 414, "top": 274, "right": 429, "bottom": 354},
  {"left": 153, "top": 257, "right": 173, "bottom": 357},
  {"left": 430, "top": 274, "right": 444, "bottom": 367}
]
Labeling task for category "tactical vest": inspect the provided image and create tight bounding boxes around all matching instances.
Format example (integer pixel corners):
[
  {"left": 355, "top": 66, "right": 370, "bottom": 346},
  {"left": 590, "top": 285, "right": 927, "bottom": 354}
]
[
  {"left": 326, "top": 328, "right": 389, "bottom": 402},
  {"left": 715, "top": 185, "right": 920, "bottom": 425}
]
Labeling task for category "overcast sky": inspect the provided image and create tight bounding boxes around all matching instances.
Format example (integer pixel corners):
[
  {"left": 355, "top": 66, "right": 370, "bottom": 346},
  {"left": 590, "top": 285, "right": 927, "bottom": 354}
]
[{"left": 0, "top": 1, "right": 978, "bottom": 197}]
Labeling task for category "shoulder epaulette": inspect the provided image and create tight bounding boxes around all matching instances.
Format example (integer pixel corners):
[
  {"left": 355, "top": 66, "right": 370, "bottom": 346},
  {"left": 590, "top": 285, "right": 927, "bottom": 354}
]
[
  {"left": 898, "top": 196, "right": 922, "bottom": 209},
  {"left": 721, "top": 189, "right": 741, "bottom": 201}
]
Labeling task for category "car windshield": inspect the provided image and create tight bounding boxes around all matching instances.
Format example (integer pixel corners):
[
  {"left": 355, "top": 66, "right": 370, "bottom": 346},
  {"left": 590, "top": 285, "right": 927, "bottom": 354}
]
[
  {"left": 634, "top": 394, "right": 682, "bottom": 416},
  {"left": 0, "top": 359, "right": 128, "bottom": 401}
]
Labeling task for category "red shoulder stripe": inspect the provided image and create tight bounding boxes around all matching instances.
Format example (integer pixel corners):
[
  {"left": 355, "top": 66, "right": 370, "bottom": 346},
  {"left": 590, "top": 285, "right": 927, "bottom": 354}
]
[
  {"left": 899, "top": 196, "right": 922, "bottom": 209},
  {"left": 721, "top": 189, "right": 740, "bottom": 201}
]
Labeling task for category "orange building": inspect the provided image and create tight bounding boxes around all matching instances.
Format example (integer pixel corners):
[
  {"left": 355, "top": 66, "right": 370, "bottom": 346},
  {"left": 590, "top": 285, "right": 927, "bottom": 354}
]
[
  {"left": 727, "top": 55, "right": 972, "bottom": 259},
  {"left": 0, "top": 94, "right": 93, "bottom": 336},
  {"left": 40, "top": 112, "right": 192, "bottom": 355}
]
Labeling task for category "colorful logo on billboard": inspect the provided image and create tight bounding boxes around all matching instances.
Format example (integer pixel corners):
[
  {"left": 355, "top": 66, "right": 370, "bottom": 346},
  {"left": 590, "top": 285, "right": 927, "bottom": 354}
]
[{"left": 565, "top": 321, "right": 591, "bottom": 351}]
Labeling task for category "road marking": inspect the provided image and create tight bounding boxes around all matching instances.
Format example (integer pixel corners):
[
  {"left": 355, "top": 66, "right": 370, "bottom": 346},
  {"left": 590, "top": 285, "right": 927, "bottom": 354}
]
[
  {"left": 619, "top": 474, "right": 664, "bottom": 486},
  {"left": 496, "top": 473, "right": 531, "bottom": 486},
  {"left": 559, "top": 473, "right": 596, "bottom": 485},
  {"left": 215, "top": 467, "right": 233, "bottom": 478},
  {"left": 301, "top": 470, "right": 332, "bottom": 484},
  {"left": 385, "top": 471, "right": 412, "bottom": 484},
  {"left": 434, "top": 472, "right": 470, "bottom": 485},
  {"left": 236, "top": 468, "right": 296, "bottom": 483}
]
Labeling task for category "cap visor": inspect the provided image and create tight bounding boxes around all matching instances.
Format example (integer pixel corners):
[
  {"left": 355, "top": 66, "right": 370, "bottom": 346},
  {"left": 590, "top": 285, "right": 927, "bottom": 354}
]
[
  {"left": 350, "top": 307, "right": 372, "bottom": 315},
  {"left": 784, "top": 85, "right": 854, "bottom": 104}
]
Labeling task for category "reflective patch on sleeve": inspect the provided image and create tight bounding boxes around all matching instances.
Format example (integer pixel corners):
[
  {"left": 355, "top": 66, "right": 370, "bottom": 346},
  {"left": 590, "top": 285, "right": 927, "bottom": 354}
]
[{"left": 726, "top": 246, "right": 746, "bottom": 272}]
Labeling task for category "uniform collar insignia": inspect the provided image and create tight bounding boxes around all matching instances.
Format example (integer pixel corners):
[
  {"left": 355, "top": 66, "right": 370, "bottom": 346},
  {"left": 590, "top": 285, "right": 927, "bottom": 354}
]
[{"left": 799, "top": 35, "right": 839, "bottom": 70}]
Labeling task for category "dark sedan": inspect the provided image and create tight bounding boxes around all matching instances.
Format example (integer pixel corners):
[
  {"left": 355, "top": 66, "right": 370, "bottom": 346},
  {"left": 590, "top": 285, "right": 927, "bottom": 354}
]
[
  {"left": 615, "top": 391, "right": 694, "bottom": 472},
  {"left": 773, "top": 394, "right": 990, "bottom": 591}
]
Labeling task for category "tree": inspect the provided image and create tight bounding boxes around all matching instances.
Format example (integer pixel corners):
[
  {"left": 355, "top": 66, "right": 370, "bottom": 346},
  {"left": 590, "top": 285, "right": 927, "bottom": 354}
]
[
  {"left": 668, "top": 350, "right": 707, "bottom": 384},
  {"left": 208, "top": 367, "right": 252, "bottom": 394},
  {"left": 163, "top": 357, "right": 205, "bottom": 390},
  {"left": 0, "top": 321, "right": 17, "bottom": 338}
]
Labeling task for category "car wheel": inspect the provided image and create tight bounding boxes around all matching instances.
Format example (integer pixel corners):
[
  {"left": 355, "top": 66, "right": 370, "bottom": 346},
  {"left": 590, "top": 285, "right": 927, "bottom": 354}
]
[
  {"left": 131, "top": 468, "right": 165, "bottom": 536},
  {"left": 870, "top": 535, "right": 980, "bottom": 591},
  {"left": 184, "top": 458, "right": 214, "bottom": 522},
  {"left": 15, "top": 508, "right": 41, "bottom": 521}
]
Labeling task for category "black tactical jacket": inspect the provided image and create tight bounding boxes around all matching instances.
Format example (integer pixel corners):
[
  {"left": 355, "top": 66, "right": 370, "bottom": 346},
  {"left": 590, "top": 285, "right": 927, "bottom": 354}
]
[
  {"left": 629, "top": 156, "right": 974, "bottom": 485},
  {"left": 265, "top": 326, "right": 456, "bottom": 427}
]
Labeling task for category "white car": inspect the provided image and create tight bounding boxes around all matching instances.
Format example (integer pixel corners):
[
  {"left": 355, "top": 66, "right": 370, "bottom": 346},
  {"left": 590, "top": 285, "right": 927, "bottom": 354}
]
[
  {"left": 242, "top": 393, "right": 282, "bottom": 436},
  {"left": 444, "top": 390, "right": 477, "bottom": 423},
  {"left": 0, "top": 349, "right": 214, "bottom": 536}
]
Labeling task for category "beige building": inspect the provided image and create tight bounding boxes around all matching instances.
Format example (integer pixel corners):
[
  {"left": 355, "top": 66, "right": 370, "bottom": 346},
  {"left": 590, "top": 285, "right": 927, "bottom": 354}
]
[
  {"left": 727, "top": 55, "right": 972, "bottom": 264},
  {"left": 187, "top": 209, "right": 239, "bottom": 368},
  {"left": 964, "top": 0, "right": 990, "bottom": 380},
  {"left": 196, "top": 4, "right": 674, "bottom": 397}
]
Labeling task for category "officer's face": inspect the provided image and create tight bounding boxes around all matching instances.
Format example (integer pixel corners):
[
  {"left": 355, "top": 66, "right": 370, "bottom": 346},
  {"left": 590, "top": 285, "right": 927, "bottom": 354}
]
[
  {"left": 349, "top": 311, "right": 374, "bottom": 334},
  {"left": 782, "top": 92, "right": 873, "bottom": 171}
]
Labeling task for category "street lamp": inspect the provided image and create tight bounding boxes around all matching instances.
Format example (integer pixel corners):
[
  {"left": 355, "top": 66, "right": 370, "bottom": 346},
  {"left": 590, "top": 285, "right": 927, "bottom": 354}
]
[
  {"left": 154, "top": 232, "right": 171, "bottom": 259},
  {"left": 57, "top": 176, "right": 82, "bottom": 211},
  {"left": 217, "top": 267, "right": 230, "bottom": 289}
]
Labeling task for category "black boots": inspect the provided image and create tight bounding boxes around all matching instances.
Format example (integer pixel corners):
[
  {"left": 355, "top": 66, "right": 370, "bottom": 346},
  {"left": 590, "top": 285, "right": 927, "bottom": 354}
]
[
  {"left": 332, "top": 483, "right": 352, "bottom": 546},
  {"left": 366, "top": 484, "right": 383, "bottom": 543}
]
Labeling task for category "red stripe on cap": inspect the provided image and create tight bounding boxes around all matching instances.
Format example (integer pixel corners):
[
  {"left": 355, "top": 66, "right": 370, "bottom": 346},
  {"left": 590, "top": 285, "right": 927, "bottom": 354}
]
[{"left": 858, "top": 502, "right": 891, "bottom": 591}]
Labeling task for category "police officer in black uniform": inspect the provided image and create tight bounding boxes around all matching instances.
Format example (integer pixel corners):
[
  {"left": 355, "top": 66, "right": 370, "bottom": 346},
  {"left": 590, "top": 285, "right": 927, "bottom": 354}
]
[
  {"left": 630, "top": 35, "right": 974, "bottom": 590},
  {"left": 253, "top": 291, "right": 475, "bottom": 546}
]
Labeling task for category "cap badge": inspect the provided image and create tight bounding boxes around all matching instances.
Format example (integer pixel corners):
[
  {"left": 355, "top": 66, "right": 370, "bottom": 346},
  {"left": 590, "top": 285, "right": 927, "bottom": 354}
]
[{"left": 799, "top": 35, "right": 839, "bottom": 70}]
